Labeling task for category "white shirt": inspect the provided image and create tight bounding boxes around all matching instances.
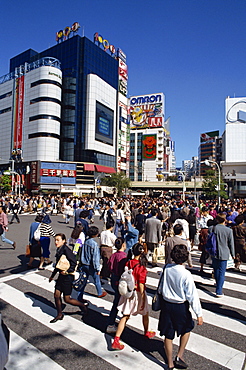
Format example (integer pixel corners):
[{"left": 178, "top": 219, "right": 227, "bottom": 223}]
[
  {"left": 116, "top": 209, "right": 125, "bottom": 222},
  {"left": 198, "top": 214, "right": 213, "bottom": 229},
  {"left": 100, "top": 229, "right": 117, "bottom": 247},
  {"left": 161, "top": 264, "right": 202, "bottom": 318}
]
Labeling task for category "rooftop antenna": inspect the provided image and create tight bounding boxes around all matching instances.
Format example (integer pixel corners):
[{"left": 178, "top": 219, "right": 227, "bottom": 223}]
[{"left": 82, "top": 26, "right": 84, "bottom": 37}]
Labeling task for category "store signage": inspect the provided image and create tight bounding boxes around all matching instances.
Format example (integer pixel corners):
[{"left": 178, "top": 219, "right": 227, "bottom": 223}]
[
  {"left": 130, "top": 94, "right": 162, "bottom": 105},
  {"left": 31, "top": 161, "right": 38, "bottom": 183},
  {"left": 40, "top": 169, "right": 76, "bottom": 177},
  {"left": 56, "top": 22, "right": 80, "bottom": 43},
  {"left": 94, "top": 32, "right": 116, "bottom": 55}
]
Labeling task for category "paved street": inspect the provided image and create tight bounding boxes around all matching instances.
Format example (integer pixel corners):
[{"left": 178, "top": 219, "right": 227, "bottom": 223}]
[{"left": 0, "top": 213, "right": 246, "bottom": 370}]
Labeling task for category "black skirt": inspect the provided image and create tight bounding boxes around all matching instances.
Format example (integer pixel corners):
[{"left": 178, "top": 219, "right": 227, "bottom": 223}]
[
  {"left": 158, "top": 297, "right": 194, "bottom": 340},
  {"left": 30, "top": 241, "right": 42, "bottom": 258}
]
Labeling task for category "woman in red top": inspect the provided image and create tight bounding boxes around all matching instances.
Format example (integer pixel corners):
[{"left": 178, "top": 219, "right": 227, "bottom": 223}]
[{"left": 112, "top": 243, "right": 155, "bottom": 350}]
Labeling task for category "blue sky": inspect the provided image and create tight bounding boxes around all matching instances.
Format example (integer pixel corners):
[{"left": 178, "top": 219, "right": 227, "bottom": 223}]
[{"left": 1, "top": 0, "right": 246, "bottom": 166}]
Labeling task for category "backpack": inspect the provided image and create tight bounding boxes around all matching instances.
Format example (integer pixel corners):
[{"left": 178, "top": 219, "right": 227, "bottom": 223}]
[
  {"left": 34, "top": 224, "right": 41, "bottom": 241},
  {"left": 205, "top": 226, "right": 217, "bottom": 257},
  {"left": 118, "top": 262, "right": 140, "bottom": 299}
]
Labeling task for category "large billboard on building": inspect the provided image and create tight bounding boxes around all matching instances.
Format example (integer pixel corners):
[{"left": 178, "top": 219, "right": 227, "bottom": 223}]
[
  {"left": 130, "top": 93, "right": 165, "bottom": 129},
  {"left": 142, "top": 134, "right": 156, "bottom": 160},
  {"left": 200, "top": 130, "right": 219, "bottom": 143},
  {"left": 13, "top": 75, "right": 25, "bottom": 152}
]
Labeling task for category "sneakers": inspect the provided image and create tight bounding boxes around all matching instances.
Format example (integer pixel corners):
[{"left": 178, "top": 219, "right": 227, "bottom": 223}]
[
  {"left": 174, "top": 356, "right": 188, "bottom": 369},
  {"left": 98, "top": 291, "right": 107, "bottom": 298},
  {"left": 112, "top": 338, "right": 124, "bottom": 350},
  {"left": 216, "top": 294, "right": 224, "bottom": 298},
  {"left": 144, "top": 331, "right": 156, "bottom": 339},
  {"left": 106, "top": 325, "right": 117, "bottom": 334}
]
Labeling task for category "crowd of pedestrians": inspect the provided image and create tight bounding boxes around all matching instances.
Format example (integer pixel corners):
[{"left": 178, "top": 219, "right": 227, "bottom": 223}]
[{"left": 1, "top": 193, "right": 246, "bottom": 369}]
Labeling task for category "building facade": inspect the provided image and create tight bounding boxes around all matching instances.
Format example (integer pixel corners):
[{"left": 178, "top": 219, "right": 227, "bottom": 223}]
[
  {"left": 0, "top": 27, "right": 127, "bottom": 194},
  {"left": 222, "top": 97, "right": 246, "bottom": 197},
  {"left": 129, "top": 93, "right": 174, "bottom": 181}
]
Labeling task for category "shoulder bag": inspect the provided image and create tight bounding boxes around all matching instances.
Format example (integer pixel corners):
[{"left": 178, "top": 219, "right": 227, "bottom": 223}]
[{"left": 152, "top": 265, "right": 166, "bottom": 311}]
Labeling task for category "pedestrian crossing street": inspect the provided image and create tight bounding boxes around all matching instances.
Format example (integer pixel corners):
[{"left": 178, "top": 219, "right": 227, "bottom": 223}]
[{"left": 0, "top": 248, "right": 245, "bottom": 370}]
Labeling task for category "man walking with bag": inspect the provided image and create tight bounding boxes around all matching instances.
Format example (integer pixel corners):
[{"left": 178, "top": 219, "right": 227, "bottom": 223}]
[{"left": 210, "top": 213, "right": 235, "bottom": 297}]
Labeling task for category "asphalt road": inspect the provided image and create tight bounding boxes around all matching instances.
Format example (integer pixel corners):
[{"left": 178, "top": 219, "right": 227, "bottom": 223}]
[{"left": 0, "top": 212, "right": 245, "bottom": 370}]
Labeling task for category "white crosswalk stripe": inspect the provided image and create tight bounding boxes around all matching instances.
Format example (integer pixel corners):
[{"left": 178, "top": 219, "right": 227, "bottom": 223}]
[{"left": 0, "top": 250, "right": 245, "bottom": 370}]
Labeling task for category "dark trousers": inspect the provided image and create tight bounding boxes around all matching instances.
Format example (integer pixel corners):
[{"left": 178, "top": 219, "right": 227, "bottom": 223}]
[
  {"left": 10, "top": 213, "right": 20, "bottom": 223},
  {"left": 108, "top": 274, "right": 120, "bottom": 325},
  {"left": 100, "top": 245, "right": 112, "bottom": 279}
]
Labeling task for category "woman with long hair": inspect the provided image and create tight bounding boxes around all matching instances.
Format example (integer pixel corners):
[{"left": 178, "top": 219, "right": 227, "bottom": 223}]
[
  {"left": 111, "top": 243, "right": 155, "bottom": 350},
  {"left": 49, "top": 233, "right": 88, "bottom": 323}
]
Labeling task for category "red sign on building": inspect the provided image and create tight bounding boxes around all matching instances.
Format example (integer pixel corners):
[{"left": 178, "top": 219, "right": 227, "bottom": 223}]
[{"left": 40, "top": 169, "right": 76, "bottom": 177}]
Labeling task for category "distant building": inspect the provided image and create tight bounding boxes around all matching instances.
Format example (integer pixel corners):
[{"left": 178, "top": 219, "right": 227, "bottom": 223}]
[
  {"left": 199, "top": 131, "right": 221, "bottom": 176},
  {"left": 182, "top": 156, "right": 199, "bottom": 179},
  {"left": 222, "top": 97, "right": 246, "bottom": 197}
]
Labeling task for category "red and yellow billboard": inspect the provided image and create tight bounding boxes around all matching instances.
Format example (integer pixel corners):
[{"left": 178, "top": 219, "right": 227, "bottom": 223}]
[{"left": 142, "top": 134, "right": 156, "bottom": 160}]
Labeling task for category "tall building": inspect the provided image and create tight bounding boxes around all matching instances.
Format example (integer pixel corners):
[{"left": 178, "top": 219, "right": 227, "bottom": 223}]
[
  {"left": 129, "top": 93, "right": 172, "bottom": 181},
  {"left": 222, "top": 97, "right": 246, "bottom": 197},
  {"left": 0, "top": 25, "right": 127, "bottom": 194},
  {"left": 199, "top": 131, "right": 220, "bottom": 176}
]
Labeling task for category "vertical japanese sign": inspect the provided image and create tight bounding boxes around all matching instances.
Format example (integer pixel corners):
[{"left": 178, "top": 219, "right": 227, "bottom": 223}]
[{"left": 13, "top": 75, "right": 25, "bottom": 151}]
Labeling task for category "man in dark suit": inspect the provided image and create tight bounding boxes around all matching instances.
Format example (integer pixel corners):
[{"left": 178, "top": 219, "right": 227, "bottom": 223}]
[{"left": 144, "top": 208, "right": 162, "bottom": 267}]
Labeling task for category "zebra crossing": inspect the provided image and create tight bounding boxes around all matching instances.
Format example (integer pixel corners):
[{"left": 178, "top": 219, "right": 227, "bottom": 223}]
[{"left": 0, "top": 248, "right": 245, "bottom": 370}]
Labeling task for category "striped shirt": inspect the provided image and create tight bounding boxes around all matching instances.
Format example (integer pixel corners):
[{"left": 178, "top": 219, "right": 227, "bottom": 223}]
[{"left": 40, "top": 223, "right": 56, "bottom": 237}]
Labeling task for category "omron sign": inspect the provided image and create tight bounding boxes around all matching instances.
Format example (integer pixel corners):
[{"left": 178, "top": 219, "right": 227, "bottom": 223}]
[{"left": 130, "top": 94, "right": 162, "bottom": 105}]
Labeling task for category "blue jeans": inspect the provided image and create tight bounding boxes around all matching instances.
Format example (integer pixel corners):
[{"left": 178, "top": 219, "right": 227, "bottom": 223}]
[
  {"left": 212, "top": 258, "right": 227, "bottom": 295},
  {"left": 1, "top": 231, "right": 13, "bottom": 246},
  {"left": 108, "top": 274, "right": 120, "bottom": 325},
  {"left": 77, "top": 265, "right": 103, "bottom": 300},
  {"left": 40, "top": 236, "right": 50, "bottom": 258},
  {"left": 114, "top": 220, "right": 124, "bottom": 237}
]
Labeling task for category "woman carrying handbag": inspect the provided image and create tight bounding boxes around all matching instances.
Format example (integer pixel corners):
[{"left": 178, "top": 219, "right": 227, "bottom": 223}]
[{"left": 49, "top": 233, "right": 88, "bottom": 323}]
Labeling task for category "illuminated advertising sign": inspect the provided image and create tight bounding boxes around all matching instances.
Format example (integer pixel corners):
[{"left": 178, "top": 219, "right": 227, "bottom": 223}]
[
  {"left": 94, "top": 32, "right": 116, "bottom": 55},
  {"left": 95, "top": 101, "right": 114, "bottom": 145},
  {"left": 56, "top": 22, "right": 80, "bottom": 43},
  {"left": 117, "top": 49, "right": 127, "bottom": 63},
  {"left": 13, "top": 75, "right": 24, "bottom": 152},
  {"left": 142, "top": 134, "right": 157, "bottom": 160},
  {"left": 130, "top": 93, "right": 164, "bottom": 129},
  {"left": 200, "top": 130, "right": 219, "bottom": 143}
]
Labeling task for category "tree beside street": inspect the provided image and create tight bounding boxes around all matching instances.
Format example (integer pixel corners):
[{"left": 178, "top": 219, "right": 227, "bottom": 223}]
[
  {"left": 101, "top": 172, "right": 131, "bottom": 196},
  {"left": 0, "top": 175, "right": 11, "bottom": 194},
  {"left": 202, "top": 169, "right": 228, "bottom": 199}
]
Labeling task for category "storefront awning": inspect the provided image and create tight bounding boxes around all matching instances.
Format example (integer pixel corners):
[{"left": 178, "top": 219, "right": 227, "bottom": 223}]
[
  {"left": 95, "top": 165, "right": 116, "bottom": 174},
  {"left": 84, "top": 163, "right": 95, "bottom": 171}
]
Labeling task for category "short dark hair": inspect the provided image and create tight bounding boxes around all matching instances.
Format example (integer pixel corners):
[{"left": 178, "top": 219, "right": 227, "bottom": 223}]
[
  {"left": 171, "top": 244, "right": 189, "bottom": 264},
  {"left": 173, "top": 224, "right": 183, "bottom": 235},
  {"left": 216, "top": 213, "right": 226, "bottom": 224},
  {"left": 55, "top": 233, "right": 66, "bottom": 241},
  {"left": 87, "top": 226, "right": 99, "bottom": 237},
  {"left": 151, "top": 208, "right": 157, "bottom": 216},
  {"left": 79, "top": 210, "right": 88, "bottom": 218},
  {"left": 202, "top": 206, "right": 208, "bottom": 213},
  {"left": 106, "top": 219, "right": 115, "bottom": 229},
  {"left": 115, "top": 238, "right": 124, "bottom": 250},
  {"left": 235, "top": 214, "right": 244, "bottom": 225}
]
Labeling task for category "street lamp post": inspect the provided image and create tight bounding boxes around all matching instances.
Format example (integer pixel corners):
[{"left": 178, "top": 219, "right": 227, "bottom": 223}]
[
  {"left": 201, "top": 159, "right": 221, "bottom": 207},
  {"left": 178, "top": 171, "right": 186, "bottom": 201}
]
